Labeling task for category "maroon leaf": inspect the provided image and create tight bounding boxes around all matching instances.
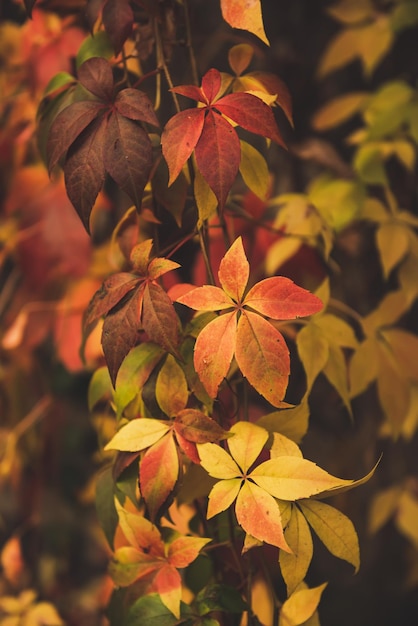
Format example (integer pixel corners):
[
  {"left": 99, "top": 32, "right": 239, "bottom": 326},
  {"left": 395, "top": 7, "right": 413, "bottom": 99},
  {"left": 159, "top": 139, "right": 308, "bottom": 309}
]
[
  {"left": 195, "top": 110, "right": 240, "bottom": 208},
  {"left": 104, "top": 113, "right": 153, "bottom": 209},
  {"left": 201, "top": 68, "right": 222, "bottom": 103},
  {"left": 174, "top": 409, "right": 228, "bottom": 443},
  {"left": 78, "top": 57, "right": 114, "bottom": 101},
  {"left": 84, "top": 272, "right": 140, "bottom": 328},
  {"left": 47, "top": 101, "right": 105, "bottom": 173},
  {"left": 115, "top": 89, "right": 159, "bottom": 127},
  {"left": 216, "top": 92, "right": 286, "bottom": 147},
  {"left": 85, "top": 0, "right": 104, "bottom": 32},
  {"left": 161, "top": 108, "right": 205, "bottom": 185},
  {"left": 64, "top": 116, "right": 107, "bottom": 232},
  {"left": 102, "top": 0, "right": 134, "bottom": 55},
  {"left": 142, "top": 282, "right": 180, "bottom": 357},
  {"left": 102, "top": 289, "right": 141, "bottom": 385}
]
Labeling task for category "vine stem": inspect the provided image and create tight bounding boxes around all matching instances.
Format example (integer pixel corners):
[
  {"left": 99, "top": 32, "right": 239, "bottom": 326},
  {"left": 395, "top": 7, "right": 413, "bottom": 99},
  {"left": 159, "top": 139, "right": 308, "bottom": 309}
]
[
  {"left": 198, "top": 226, "right": 216, "bottom": 285},
  {"left": 183, "top": 0, "right": 199, "bottom": 86},
  {"left": 153, "top": 15, "right": 181, "bottom": 114}
]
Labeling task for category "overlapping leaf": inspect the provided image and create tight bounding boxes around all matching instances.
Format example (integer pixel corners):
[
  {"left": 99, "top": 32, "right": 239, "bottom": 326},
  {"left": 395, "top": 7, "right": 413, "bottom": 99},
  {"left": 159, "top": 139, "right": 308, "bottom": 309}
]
[
  {"left": 161, "top": 68, "right": 285, "bottom": 208},
  {"left": 46, "top": 57, "right": 159, "bottom": 232},
  {"left": 176, "top": 237, "right": 322, "bottom": 405},
  {"left": 83, "top": 239, "right": 180, "bottom": 384}
]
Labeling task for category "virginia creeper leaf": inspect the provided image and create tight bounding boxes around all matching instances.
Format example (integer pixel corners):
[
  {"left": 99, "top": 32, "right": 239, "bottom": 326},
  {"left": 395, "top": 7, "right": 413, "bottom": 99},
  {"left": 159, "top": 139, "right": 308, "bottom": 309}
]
[
  {"left": 147, "top": 257, "right": 181, "bottom": 281},
  {"left": 270, "top": 433, "right": 303, "bottom": 459},
  {"left": 115, "top": 499, "right": 164, "bottom": 552},
  {"left": 235, "top": 310, "right": 290, "bottom": 406},
  {"left": 235, "top": 481, "right": 290, "bottom": 551},
  {"left": 228, "top": 43, "right": 254, "bottom": 76},
  {"left": 126, "top": 594, "right": 187, "bottom": 626},
  {"left": 201, "top": 68, "right": 223, "bottom": 103},
  {"left": 227, "top": 421, "right": 269, "bottom": 473},
  {"left": 279, "top": 583, "right": 327, "bottom": 626},
  {"left": 194, "top": 110, "right": 240, "bottom": 208},
  {"left": 141, "top": 282, "right": 180, "bottom": 357},
  {"left": 193, "top": 311, "right": 237, "bottom": 398},
  {"left": 105, "top": 418, "right": 170, "bottom": 452},
  {"left": 218, "top": 236, "right": 249, "bottom": 302},
  {"left": 296, "top": 323, "right": 329, "bottom": 394},
  {"left": 110, "top": 547, "right": 160, "bottom": 586},
  {"left": 78, "top": 56, "right": 114, "bottom": 101},
  {"left": 151, "top": 564, "right": 182, "bottom": 618},
  {"left": 206, "top": 478, "right": 243, "bottom": 518},
  {"left": 115, "top": 88, "right": 160, "bottom": 126},
  {"left": 250, "top": 456, "right": 353, "bottom": 500},
  {"left": 47, "top": 100, "right": 105, "bottom": 173},
  {"left": 161, "top": 108, "right": 205, "bottom": 185},
  {"left": 198, "top": 442, "right": 241, "bottom": 480},
  {"left": 239, "top": 140, "right": 269, "bottom": 200},
  {"left": 279, "top": 505, "right": 313, "bottom": 594},
  {"left": 220, "top": 0, "right": 269, "bottom": 45},
  {"left": 84, "top": 272, "right": 139, "bottom": 329},
  {"left": 168, "top": 536, "right": 212, "bottom": 569},
  {"left": 174, "top": 409, "right": 229, "bottom": 443},
  {"left": 244, "top": 277, "right": 323, "bottom": 320},
  {"left": 349, "top": 337, "right": 379, "bottom": 398},
  {"left": 102, "top": 0, "right": 134, "bottom": 55},
  {"left": 64, "top": 116, "right": 107, "bottom": 231},
  {"left": 300, "top": 500, "right": 360, "bottom": 572},
  {"left": 177, "top": 286, "right": 233, "bottom": 311},
  {"left": 140, "top": 433, "right": 179, "bottom": 520},
  {"left": 104, "top": 113, "right": 153, "bottom": 209},
  {"left": 156, "top": 355, "right": 188, "bottom": 417}
]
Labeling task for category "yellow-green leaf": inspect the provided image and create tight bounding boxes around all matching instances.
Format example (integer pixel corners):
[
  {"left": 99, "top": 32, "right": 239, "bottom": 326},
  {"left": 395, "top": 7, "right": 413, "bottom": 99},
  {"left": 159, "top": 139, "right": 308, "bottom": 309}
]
[
  {"left": 250, "top": 456, "right": 353, "bottom": 500},
  {"left": 300, "top": 500, "right": 360, "bottom": 572},
  {"left": 368, "top": 485, "right": 403, "bottom": 534},
  {"left": 156, "top": 354, "right": 188, "bottom": 416},
  {"left": 265, "top": 237, "right": 302, "bottom": 275},
  {"left": 296, "top": 323, "right": 329, "bottom": 395},
  {"left": 279, "top": 583, "right": 327, "bottom": 626},
  {"left": 358, "top": 17, "right": 393, "bottom": 76},
  {"left": 312, "top": 92, "right": 368, "bottom": 131},
  {"left": 318, "top": 28, "right": 360, "bottom": 78},
  {"left": 257, "top": 401, "right": 310, "bottom": 444},
  {"left": 239, "top": 140, "right": 269, "bottom": 200},
  {"left": 279, "top": 505, "right": 313, "bottom": 594},
  {"left": 206, "top": 478, "right": 242, "bottom": 518},
  {"left": 354, "top": 143, "right": 387, "bottom": 185},
  {"left": 104, "top": 418, "right": 170, "bottom": 452},
  {"left": 228, "top": 43, "right": 254, "bottom": 76},
  {"left": 377, "top": 341, "right": 411, "bottom": 433}
]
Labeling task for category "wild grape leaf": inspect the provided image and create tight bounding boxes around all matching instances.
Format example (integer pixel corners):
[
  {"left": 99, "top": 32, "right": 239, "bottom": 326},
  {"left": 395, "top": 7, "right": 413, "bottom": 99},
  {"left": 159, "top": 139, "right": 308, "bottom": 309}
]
[
  {"left": 84, "top": 272, "right": 140, "bottom": 329},
  {"left": 220, "top": 0, "right": 269, "bottom": 45},
  {"left": 140, "top": 433, "right": 179, "bottom": 520},
  {"left": 174, "top": 409, "right": 229, "bottom": 444},
  {"left": 177, "top": 237, "right": 322, "bottom": 403},
  {"left": 64, "top": 116, "right": 107, "bottom": 232},
  {"left": 279, "top": 505, "right": 313, "bottom": 594},
  {"left": 236, "top": 71, "right": 294, "bottom": 126},
  {"left": 162, "top": 68, "right": 284, "bottom": 207},
  {"left": 102, "top": 289, "right": 142, "bottom": 384},
  {"left": 105, "top": 417, "right": 170, "bottom": 452},
  {"left": 104, "top": 113, "right": 153, "bottom": 209},
  {"left": 279, "top": 583, "right": 328, "bottom": 626},
  {"left": 47, "top": 100, "right": 105, "bottom": 173},
  {"left": 78, "top": 56, "right": 114, "bottom": 100},
  {"left": 102, "top": 0, "right": 134, "bottom": 55},
  {"left": 115, "top": 89, "right": 160, "bottom": 126},
  {"left": 156, "top": 355, "right": 188, "bottom": 417}
]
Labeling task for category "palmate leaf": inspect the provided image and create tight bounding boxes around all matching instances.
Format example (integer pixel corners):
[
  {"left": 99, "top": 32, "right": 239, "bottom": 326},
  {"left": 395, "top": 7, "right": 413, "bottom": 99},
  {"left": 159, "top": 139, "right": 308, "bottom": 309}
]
[
  {"left": 142, "top": 282, "right": 181, "bottom": 358},
  {"left": 279, "top": 505, "right": 313, "bottom": 594},
  {"left": 162, "top": 109, "right": 205, "bottom": 185},
  {"left": 78, "top": 56, "right": 114, "bottom": 100},
  {"left": 156, "top": 355, "right": 188, "bottom": 417},
  {"left": 279, "top": 583, "right": 328, "bottom": 626},
  {"left": 139, "top": 433, "right": 179, "bottom": 520},
  {"left": 218, "top": 236, "right": 249, "bottom": 301},
  {"left": 102, "top": 0, "right": 134, "bottom": 55},
  {"left": 105, "top": 417, "right": 170, "bottom": 452}
]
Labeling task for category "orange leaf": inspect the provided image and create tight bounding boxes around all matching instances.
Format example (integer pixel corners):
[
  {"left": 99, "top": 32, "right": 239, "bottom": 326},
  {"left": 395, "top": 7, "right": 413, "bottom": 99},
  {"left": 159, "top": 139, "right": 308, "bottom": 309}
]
[
  {"left": 168, "top": 536, "right": 211, "bottom": 568},
  {"left": 218, "top": 236, "right": 249, "bottom": 302},
  {"left": 140, "top": 433, "right": 179, "bottom": 520},
  {"left": 244, "top": 277, "right": 323, "bottom": 320},
  {"left": 220, "top": 0, "right": 269, "bottom": 45},
  {"left": 207, "top": 478, "right": 242, "bottom": 518}
]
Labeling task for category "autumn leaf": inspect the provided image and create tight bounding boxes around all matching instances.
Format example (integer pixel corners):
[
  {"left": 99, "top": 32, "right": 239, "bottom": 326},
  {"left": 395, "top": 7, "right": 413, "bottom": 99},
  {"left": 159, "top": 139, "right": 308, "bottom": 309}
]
[
  {"left": 176, "top": 237, "right": 322, "bottom": 405},
  {"left": 220, "top": 0, "right": 269, "bottom": 45},
  {"left": 279, "top": 583, "right": 328, "bottom": 626},
  {"left": 161, "top": 68, "right": 285, "bottom": 208}
]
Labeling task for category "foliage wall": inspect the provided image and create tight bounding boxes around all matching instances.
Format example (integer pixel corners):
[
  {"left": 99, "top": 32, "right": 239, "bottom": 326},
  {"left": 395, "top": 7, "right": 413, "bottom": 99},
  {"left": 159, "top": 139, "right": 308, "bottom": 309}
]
[{"left": 0, "top": 1, "right": 418, "bottom": 625}]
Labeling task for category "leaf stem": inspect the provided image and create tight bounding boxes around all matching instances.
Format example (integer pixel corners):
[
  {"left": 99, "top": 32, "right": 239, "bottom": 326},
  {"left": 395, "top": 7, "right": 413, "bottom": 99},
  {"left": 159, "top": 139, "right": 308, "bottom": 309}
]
[
  {"left": 183, "top": 0, "right": 199, "bottom": 86},
  {"left": 198, "top": 226, "right": 216, "bottom": 285},
  {"left": 153, "top": 16, "right": 181, "bottom": 114}
]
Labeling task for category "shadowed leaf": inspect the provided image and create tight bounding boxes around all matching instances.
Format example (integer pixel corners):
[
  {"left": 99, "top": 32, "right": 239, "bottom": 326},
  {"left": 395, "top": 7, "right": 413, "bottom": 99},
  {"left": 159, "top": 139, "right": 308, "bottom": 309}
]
[
  {"left": 103, "top": 0, "right": 134, "bottom": 55},
  {"left": 142, "top": 282, "right": 180, "bottom": 357},
  {"left": 78, "top": 57, "right": 114, "bottom": 100},
  {"left": 116, "top": 89, "right": 159, "bottom": 126},
  {"left": 174, "top": 409, "right": 229, "bottom": 443}
]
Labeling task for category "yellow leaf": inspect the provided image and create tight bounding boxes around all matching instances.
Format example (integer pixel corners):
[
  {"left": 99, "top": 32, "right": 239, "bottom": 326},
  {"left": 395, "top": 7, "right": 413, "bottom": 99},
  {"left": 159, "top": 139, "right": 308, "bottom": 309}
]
[
  {"left": 308, "top": 176, "right": 364, "bottom": 231},
  {"left": 207, "top": 478, "right": 242, "bottom": 518},
  {"left": 239, "top": 140, "right": 269, "bottom": 200},
  {"left": 250, "top": 574, "right": 275, "bottom": 624},
  {"left": 368, "top": 485, "right": 403, "bottom": 534},
  {"left": 312, "top": 92, "right": 369, "bottom": 131},
  {"left": 396, "top": 490, "right": 418, "bottom": 548},
  {"left": 398, "top": 384, "right": 418, "bottom": 440},
  {"left": 279, "top": 583, "right": 328, "bottom": 626},
  {"left": 300, "top": 500, "right": 360, "bottom": 571},
  {"left": 358, "top": 17, "right": 393, "bottom": 76},
  {"left": 250, "top": 456, "right": 353, "bottom": 500},
  {"left": 280, "top": 505, "right": 313, "bottom": 594},
  {"left": 22, "top": 603, "right": 64, "bottom": 626},
  {"left": 104, "top": 418, "right": 170, "bottom": 452},
  {"left": 265, "top": 237, "right": 302, "bottom": 274},
  {"left": 315, "top": 314, "right": 358, "bottom": 349},
  {"left": 220, "top": 0, "right": 269, "bottom": 45},
  {"left": 377, "top": 341, "right": 411, "bottom": 433},
  {"left": 327, "top": 0, "right": 374, "bottom": 24},
  {"left": 296, "top": 323, "right": 329, "bottom": 394},
  {"left": 194, "top": 166, "right": 218, "bottom": 227},
  {"left": 315, "top": 278, "right": 330, "bottom": 309},
  {"left": 318, "top": 28, "right": 360, "bottom": 78},
  {"left": 363, "top": 289, "right": 409, "bottom": 332},
  {"left": 257, "top": 401, "right": 310, "bottom": 444},
  {"left": 156, "top": 354, "right": 188, "bottom": 416},
  {"left": 349, "top": 337, "right": 379, "bottom": 398},
  {"left": 361, "top": 197, "right": 389, "bottom": 222},
  {"left": 323, "top": 343, "right": 352, "bottom": 416},
  {"left": 228, "top": 43, "right": 254, "bottom": 75},
  {"left": 270, "top": 433, "right": 303, "bottom": 459},
  {"left": 198, "top": 442, "right": 241, "bottom": 479},
  {"left": 380, "top": 328, "right": 418, "bottom": 381},
  {"left": 228, "top": 421, "right": 269, "bottom": 473}
]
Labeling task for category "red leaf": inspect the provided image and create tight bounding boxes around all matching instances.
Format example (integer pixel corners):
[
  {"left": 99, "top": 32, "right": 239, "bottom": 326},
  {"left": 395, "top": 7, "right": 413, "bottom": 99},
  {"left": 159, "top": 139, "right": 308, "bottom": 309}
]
[
  {"left": 171, "top": 85, "right": 207, "bottom": 104},
  {"left": 176, "top": 285, "right": 233, "bottom": 311},
  {"left": 151, "top": 564, "right": 182, "bottom": 618},
  {"left": 104, "top": 113, "right": 153, "bottom": 209},
  {"left": 201, "top": 68, "right": 222, "bottom": 103},
  {"left": 235, "top": 310, "right": 290, "bottom": 406},
  {"left": 195, "top": 110, "right": 240, "bottom": 208},
  {"left": 64, "top": 116, "right": 107, "bottom": 232},
  {"left": 216, "top": 92, "right": 286, "bottom": 147},
  {"left": 102, "top": 289, "right": 141, "bottom": 385},
  {"left": 194, "top": 311, "right": 237, "bottom": 398},
  {"left": 246, "top": 71, "right": 293, "bottom": 126},
  {"left": 78, "top": 57, "right": 114, "bottom": 101},
  {"left": 141, "top": 282, "right": 180, "bottom": 356},
  {"left": 84, "top": 272, "right": 140, "bottom": 328},
  {"left": 47, "top": 101, "right": 105, "bottom": 173},
  {"left": 244, "top": 277, "right": 323, "bottom": 320},
  {"left": 161, "top": 108, "right": 205, "bottom": 185},
  {"left": 140, "top": 433, "right": 179, "bottom": 520},
  {"left": 174, "top": 409, "right": 228, "bottom": 443},
  {"left": 235, "top": 481, "right": 290, "bottom": 551},
  {"left": 102, "top": 0, "right": 134, "bottom": 55},
  {"left": 115, "top": 89, "right": 159, "bottom": 126},
  {"left": 218, "top": 236, "right": 249, "bottom": 302},
  {"left": 174, "top": 432, "right": 200, "bottom": 463}
]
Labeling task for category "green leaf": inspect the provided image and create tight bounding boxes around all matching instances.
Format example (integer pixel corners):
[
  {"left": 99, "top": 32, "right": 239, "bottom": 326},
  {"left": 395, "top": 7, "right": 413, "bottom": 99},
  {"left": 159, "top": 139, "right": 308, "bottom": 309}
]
[
  {"left": 156, "top": 355, "right": 188, "bottom": 417},
  {"left": 391, "top": 2, "right": 418, "bottom": 32},
  {"left": 195, "top": 584, "right": 247, "bottom": 615},
  {"left": 76, "top": 32, "right": 114, "bottom": 68},
  {"left": 279, "top": 583, "right": 327, "bottom": 626},
  {"left": 354, "top": 143, "right": 387, "bottom": 185},
  {"left": 96, "top": 467, "right": 118, "bottom": 549},
  {"left": 88, "top": 366, "right": 113, "bottom": 410},
  {"left": 126, "top": 594, "right": 189, "bottom": 626},
  {"left": 43, "top": 71, "right": 75, "bottom": 97},
  {"left": 300, "top": 500, "right": 359, "bottom": 572},
  {"left": 279, "top": 505, "right": 313, "bottom": 594}
]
